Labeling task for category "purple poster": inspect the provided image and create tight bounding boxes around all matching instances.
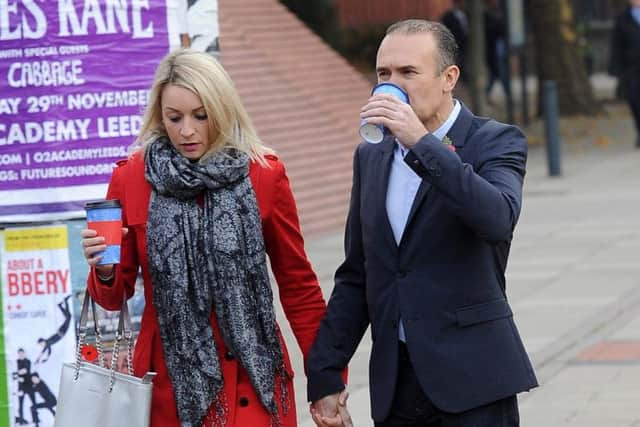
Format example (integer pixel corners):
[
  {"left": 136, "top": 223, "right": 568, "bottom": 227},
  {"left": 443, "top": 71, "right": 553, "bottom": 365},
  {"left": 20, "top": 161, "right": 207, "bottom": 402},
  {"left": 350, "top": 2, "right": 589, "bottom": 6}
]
[{"left": 0, "top": 1, "right": 169, "bottom": 223}]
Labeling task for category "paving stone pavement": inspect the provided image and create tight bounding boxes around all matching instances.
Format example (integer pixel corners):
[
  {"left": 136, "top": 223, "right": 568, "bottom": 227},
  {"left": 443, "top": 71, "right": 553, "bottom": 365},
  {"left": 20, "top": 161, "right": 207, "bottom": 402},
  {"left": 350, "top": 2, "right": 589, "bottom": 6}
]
[{"left": 272, "top": 101, "right": 640, "bottom": 426}]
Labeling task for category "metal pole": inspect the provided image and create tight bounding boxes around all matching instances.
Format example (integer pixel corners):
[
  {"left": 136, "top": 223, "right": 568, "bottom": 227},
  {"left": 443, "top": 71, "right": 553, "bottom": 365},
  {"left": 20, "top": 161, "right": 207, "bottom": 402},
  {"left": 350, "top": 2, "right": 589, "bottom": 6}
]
[
  {"left": 502, "top": 0, "right": 514, "bottom": 124},
  {"left": 519, "top": 49, "right": 529, "bottom": 126},
  {"left": 543, "top": 80, "right": 562, "bottom": 177},
  {"left": 468, "top": 0, "right": 486, "bottom": 116}
]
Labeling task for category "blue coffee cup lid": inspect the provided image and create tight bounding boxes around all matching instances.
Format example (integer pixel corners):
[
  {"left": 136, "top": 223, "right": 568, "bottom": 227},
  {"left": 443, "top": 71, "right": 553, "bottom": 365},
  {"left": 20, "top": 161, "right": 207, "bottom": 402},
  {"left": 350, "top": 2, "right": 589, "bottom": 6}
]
[
  {"left": 85, "top": 199, "right": 121, "bottom": 210},
  {"left": 371, "top": 83, "right": 410, "bottom": 103}
]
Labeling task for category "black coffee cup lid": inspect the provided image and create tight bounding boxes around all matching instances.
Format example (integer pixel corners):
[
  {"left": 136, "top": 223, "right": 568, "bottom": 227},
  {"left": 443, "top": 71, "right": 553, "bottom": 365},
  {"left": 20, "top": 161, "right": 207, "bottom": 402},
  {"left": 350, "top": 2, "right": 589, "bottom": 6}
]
[{"left": 85, "top": 199, "right": 121, "bottom": 210}]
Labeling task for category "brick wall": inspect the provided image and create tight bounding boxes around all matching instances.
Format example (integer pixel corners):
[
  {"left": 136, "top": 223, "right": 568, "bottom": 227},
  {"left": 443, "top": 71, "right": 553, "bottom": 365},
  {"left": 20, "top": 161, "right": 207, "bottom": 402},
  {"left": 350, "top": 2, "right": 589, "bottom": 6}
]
[{"left": 219, "top": 0, "right": 373, "bottom": 236}]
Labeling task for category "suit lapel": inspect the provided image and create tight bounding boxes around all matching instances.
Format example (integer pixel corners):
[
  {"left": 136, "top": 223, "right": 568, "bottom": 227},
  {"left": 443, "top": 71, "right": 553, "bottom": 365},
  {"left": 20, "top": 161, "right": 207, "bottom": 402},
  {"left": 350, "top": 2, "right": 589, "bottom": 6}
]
[
  {"left": 446, "top": 101, "right": 474, "bottom": 151},
  {"left": 376, "top": 137, "right": 399, "bottom": 249},
  {"left": 402, "top": 101, "right": 475, "bottom": 241},
  {"left": 403, "top": 179, "right": 432, "bottom": 241}
]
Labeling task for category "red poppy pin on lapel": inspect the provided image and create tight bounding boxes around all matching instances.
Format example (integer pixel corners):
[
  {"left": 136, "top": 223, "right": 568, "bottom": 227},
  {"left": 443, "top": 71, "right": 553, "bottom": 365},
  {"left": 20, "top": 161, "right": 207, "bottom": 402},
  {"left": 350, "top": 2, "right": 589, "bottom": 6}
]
[{"left": 442, "top": 136, "right": 456, "bottom": 152}]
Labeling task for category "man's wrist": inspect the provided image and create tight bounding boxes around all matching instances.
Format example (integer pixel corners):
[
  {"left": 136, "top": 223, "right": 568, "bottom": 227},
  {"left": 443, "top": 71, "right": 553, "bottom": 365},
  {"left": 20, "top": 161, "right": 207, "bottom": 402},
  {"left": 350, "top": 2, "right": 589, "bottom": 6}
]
[{"left": 307, "top": 373, "right": 346, "bottom": 402}]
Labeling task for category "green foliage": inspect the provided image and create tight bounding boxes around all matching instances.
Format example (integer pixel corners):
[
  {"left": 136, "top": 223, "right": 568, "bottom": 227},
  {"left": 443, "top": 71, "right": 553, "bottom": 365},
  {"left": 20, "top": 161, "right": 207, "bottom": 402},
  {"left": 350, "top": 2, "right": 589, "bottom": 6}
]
[
  {"left": 340, "top": 24, "right": 387, "bottom": 70},
  {"left": 279, "top": 0, "right": 343, "bottom": 50},
  {"left": 278, "top": 1, "right": 388, "bottom": 74}
]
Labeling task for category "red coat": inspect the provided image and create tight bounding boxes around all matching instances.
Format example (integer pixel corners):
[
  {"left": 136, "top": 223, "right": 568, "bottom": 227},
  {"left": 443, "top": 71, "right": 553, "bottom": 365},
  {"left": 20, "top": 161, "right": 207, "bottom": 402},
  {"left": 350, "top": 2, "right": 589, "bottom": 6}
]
[{"left": 88, "top": 150, "right": 327, "bottom": 427}]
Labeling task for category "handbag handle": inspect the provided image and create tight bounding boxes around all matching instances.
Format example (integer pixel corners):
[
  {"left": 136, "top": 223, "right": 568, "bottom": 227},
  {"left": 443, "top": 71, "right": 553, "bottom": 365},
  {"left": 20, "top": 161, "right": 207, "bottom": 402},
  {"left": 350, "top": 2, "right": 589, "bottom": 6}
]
[
  {"left": 77, "top": 289, "right": 107, "bottom": 368},
  {"left": 109, "top": 293, "right": 134, "bottom": 387},
  {"left": 75, "top": 289, "right": 134, "bottom": 391}
]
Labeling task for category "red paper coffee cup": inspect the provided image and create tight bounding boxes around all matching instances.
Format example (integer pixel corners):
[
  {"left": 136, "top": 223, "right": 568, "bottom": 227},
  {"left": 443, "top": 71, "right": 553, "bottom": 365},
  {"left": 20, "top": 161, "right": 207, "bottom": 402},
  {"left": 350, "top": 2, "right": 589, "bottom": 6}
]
[{"left": 85, "top": 199, "right": 122, "bottom": 265}]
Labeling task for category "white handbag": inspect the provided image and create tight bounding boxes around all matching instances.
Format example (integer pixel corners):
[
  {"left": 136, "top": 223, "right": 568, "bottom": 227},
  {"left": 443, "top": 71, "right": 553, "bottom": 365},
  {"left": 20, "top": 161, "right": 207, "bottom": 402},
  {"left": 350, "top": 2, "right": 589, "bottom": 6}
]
[{"left": 54, "top": 291, "right": 156, "bottom": 427}]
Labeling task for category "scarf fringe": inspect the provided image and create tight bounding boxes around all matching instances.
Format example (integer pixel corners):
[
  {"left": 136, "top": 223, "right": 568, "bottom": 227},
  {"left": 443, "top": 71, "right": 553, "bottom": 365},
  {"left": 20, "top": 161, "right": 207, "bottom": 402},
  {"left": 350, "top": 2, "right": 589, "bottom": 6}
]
[{"left": 270, "top": 361, "right": 294, "bottom": 427}]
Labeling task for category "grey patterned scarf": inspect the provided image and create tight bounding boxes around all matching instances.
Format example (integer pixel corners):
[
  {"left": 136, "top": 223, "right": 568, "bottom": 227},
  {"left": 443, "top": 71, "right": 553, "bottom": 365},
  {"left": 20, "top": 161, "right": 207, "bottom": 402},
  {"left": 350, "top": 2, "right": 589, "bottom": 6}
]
[{"left": 144, "top": 137, "right": 286, "bottom": 427}]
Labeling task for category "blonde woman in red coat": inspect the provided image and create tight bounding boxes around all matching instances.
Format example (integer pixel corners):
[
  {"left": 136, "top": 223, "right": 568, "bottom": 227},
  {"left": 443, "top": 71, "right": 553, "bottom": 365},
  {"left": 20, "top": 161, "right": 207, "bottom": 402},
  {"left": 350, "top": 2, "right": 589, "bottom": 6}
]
[{"left": 80, "top": 49, "right": 328, "bottom": 427}]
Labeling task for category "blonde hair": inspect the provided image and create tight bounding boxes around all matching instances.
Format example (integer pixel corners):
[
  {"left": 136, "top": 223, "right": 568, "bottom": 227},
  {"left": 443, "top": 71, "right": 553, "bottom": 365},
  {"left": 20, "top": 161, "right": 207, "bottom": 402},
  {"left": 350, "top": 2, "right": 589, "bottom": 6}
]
[{"left": 135, "top": 49, "right": 273, "bottom": 164}]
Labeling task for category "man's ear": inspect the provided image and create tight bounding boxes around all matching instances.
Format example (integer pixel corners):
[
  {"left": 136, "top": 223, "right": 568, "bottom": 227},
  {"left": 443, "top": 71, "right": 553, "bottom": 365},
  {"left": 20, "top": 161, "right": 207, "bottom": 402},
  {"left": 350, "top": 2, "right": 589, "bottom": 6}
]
[{"left": 443, "top": 65, "right": 460, "bottom": 93}]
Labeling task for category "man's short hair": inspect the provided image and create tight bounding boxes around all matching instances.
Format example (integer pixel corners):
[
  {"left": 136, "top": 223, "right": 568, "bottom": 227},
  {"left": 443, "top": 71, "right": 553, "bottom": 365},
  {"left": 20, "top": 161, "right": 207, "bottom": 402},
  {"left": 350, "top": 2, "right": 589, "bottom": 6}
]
[{"left": 385, "top": 19, "right": 459, "bottom": 73}]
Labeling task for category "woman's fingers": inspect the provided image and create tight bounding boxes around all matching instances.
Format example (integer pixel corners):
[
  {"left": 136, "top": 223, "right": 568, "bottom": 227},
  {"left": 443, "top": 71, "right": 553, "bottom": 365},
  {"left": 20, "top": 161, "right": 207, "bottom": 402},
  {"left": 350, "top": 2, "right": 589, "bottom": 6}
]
[
  {"left": 80, "top": 228, "right": 98, "bottom": 238},
  {"left": 84, "top": 249, "right": 106, "bottom": 267},
  {"left": 82, "top": 227, "right": 127, "bottom": 267},
  {"left": 81, "top": 228, "right": 106, "bottom": 264}
]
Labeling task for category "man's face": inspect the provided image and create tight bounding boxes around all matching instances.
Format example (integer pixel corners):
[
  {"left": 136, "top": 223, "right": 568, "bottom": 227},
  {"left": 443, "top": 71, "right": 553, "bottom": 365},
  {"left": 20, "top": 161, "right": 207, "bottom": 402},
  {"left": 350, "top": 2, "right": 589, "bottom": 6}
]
[
  {"left": 375, "top": 32, "right": 456, "bottom": 131},
  {"left": 631, "top": 0, "right": 640, "bottom": 7},
  {"left": 18, "top": 351, "right": 25, "bottom": 360}
]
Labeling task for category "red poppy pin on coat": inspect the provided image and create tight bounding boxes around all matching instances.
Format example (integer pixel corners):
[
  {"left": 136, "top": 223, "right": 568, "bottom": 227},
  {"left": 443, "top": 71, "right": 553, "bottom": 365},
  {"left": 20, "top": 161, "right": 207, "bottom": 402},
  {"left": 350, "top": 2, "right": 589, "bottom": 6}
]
[{"left": 80, "top": 344, "right": 98, "bottom": 362}]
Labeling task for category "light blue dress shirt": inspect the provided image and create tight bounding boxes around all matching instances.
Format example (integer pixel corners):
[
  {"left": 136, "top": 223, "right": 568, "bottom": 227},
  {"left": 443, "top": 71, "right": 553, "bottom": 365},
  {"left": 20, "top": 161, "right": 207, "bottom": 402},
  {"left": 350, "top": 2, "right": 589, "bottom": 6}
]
[{"left": 386, "top": 100, "right": 461, "bottom": 342}]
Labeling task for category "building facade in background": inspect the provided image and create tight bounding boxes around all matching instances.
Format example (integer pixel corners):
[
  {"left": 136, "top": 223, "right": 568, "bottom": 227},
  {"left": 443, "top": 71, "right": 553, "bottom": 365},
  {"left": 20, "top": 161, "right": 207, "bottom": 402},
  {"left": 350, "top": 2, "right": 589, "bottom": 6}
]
[{"left": 333, "top": 0, "right": 451, "bottom": 28}]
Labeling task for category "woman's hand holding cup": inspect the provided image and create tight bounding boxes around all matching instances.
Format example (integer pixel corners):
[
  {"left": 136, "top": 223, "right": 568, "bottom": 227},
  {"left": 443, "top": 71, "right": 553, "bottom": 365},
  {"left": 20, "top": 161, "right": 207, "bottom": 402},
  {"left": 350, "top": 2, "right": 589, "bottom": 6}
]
[
  {"left": 83, "top": 199, "right": 125, "bottom": 280},
  {"left": 80, "top": 227, "right": 128, "bottom": 278}
]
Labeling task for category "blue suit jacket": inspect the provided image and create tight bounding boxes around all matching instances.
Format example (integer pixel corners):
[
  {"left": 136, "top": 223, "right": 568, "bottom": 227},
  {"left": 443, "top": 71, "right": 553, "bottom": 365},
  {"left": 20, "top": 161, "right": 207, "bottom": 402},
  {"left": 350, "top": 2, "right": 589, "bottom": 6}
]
[{"left": 307, "top": 104, "right": 538, "bottom": 421}]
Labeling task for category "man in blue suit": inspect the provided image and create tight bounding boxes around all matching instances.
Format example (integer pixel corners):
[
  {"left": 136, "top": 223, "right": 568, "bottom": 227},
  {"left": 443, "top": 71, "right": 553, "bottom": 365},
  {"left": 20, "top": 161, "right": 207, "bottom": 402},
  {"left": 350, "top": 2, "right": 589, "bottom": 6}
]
[{"left": 307, "top": 19, "right": 537, "bottom": 427}]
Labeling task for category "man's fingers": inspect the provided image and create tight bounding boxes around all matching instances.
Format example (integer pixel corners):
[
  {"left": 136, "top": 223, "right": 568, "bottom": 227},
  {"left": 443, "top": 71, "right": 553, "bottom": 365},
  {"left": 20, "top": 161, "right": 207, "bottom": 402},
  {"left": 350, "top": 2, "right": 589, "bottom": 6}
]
[
  {"left": 320, "top": 414, "right": 344, "bottom": 427},
  {"left": 362, "top": 99, "right": 396, "bottom": 112},
  {"left": 361, "top": 107, "right": 401, "bottom": 122},
  {"left": 311, "top": 411, "right": 339, "bottom": 427},
  {"left": 338, "top": 390, "right": 349, "bottom": 405},
  {"left": 311, "top": 392, "right": 343, "bottom": 426},
  {"left": 338, "top": 405, "right": 353, "bottom": 427},
  {"left": 310, "top": 405, "right": 334, "bottom": 427},
  {"left": 311, "top": 411, "right": 324, "bottom": 427},
  {"left": 361, "top": 101, "right": 415, "bottom": 130},
  {"left": 368, "top": 93, "right": 404, "bottom": 105}
]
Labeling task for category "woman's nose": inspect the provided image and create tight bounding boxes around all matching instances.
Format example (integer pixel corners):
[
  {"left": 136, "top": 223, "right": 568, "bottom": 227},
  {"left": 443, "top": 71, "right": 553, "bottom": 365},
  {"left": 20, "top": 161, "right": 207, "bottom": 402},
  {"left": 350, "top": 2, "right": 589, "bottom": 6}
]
[{"left": 180, "top": 119, "right": 196, "bottom": 137}]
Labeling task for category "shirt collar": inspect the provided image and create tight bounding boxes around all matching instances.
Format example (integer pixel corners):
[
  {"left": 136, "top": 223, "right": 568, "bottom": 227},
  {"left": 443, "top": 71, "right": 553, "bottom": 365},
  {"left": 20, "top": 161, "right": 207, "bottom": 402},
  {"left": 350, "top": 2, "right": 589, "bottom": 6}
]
[{"left": 432, "top": 99, "right": 461, "bottom": 140}]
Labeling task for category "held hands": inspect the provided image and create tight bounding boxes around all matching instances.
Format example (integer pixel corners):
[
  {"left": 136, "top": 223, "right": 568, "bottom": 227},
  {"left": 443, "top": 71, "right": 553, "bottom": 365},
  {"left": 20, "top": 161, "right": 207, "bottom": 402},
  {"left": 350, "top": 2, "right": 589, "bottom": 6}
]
[
  {"left": 360, "top": 93, "right": 427, "bottom": 148},
  {"left": 80, "top": 227, "right": 128, "bottom": 278},
  {"left": 310, "top": 389, "right": 353, "bottom": 427}
]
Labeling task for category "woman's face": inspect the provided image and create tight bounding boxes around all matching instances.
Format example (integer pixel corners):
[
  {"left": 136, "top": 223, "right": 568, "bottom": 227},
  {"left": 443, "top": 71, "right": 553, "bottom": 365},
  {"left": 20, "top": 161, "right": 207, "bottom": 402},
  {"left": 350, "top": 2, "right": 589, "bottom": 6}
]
[{"left": 161, "top": 84, "right": 212, "bottom": 161}]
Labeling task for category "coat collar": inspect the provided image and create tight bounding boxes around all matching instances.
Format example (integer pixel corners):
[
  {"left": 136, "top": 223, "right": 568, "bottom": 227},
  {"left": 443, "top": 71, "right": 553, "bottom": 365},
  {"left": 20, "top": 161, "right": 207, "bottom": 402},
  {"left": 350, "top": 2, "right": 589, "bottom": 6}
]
[{"left": 446, "top": 101, "right": 474, "bottom": 149}]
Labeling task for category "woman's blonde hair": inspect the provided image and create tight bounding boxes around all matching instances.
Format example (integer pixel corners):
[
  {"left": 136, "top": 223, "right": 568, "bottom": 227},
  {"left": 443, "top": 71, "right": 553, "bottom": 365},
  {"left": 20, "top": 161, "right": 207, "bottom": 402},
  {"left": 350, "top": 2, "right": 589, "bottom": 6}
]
[{"left": 135, "top": 49, "right": 273, "bottom": 164}]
